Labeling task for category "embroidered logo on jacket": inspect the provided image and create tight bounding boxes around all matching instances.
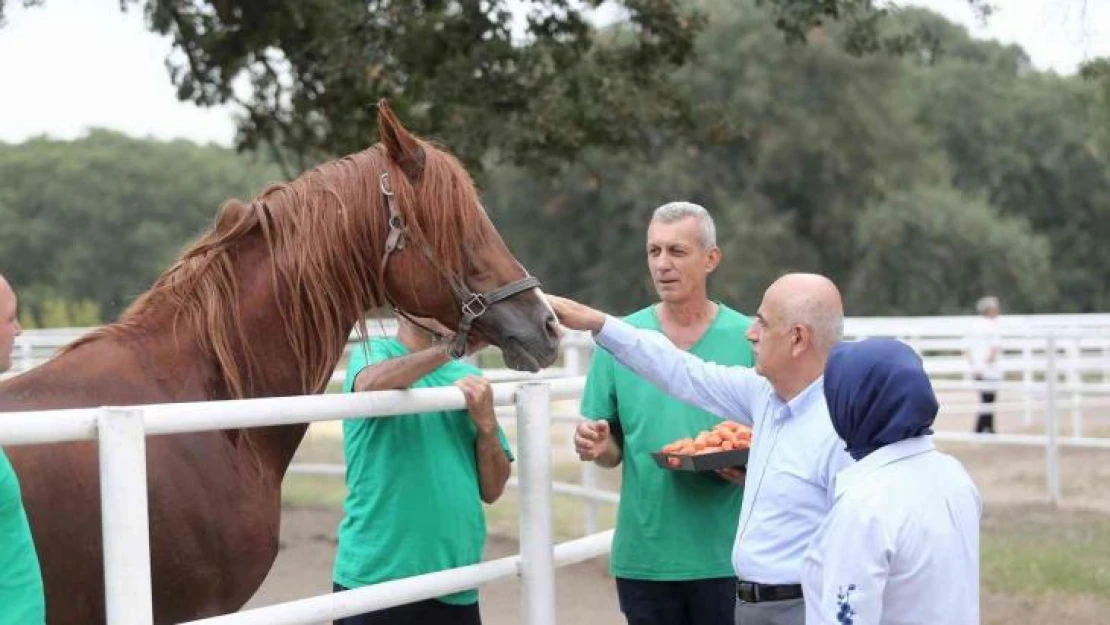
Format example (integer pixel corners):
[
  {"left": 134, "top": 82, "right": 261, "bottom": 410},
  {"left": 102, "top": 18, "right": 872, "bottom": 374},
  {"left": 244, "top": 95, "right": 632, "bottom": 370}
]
[{"left": 836, "top": 584, "right": 858, "bottom": 625}]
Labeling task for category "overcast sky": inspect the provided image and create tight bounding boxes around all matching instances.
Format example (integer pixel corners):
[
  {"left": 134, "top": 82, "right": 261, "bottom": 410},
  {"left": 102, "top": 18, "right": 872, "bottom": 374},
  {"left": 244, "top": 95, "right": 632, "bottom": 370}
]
[{"left": 1, "top": 0, "right": 1106, "bottom": 146}]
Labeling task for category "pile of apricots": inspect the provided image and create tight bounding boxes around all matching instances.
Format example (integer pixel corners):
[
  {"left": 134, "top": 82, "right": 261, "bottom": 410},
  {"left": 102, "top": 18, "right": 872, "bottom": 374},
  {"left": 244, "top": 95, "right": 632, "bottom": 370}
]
[{"left": 659, "top": 421, "right": 753, "bottom": 455}]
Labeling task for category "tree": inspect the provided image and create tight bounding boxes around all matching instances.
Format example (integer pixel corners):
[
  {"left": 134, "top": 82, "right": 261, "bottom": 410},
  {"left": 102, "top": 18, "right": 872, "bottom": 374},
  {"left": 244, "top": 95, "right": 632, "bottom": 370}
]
[
  {"left": 0, "top": 130, "right": 283, "bottom": 321},
  {"left": 751, "top": 0, "right": 993, "bottom": 55},
  {"left": 909, "top": 50, "right": 1110, "bottom": 311},
  {"left": 485, "top": 0, "right": 942, "bottom": 310},
  {"left": 99, "top": 0, "right": 701, "bottom": 176},
  {"left": 847, "top": 188, "right": 1055, "bottom": 315}
]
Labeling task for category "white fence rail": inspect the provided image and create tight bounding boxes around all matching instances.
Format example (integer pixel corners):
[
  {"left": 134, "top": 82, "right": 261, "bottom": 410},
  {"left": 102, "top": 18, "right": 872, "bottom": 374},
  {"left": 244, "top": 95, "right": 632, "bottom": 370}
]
[
  {"left": 0, "top": 378, "right": 590, "bottom": 625},
  {"left": 3, "top": 314, "right": 1110, "bottom": 623},
  {"left": 12, "top": 313, "right": 1110, "bottom": 382}
]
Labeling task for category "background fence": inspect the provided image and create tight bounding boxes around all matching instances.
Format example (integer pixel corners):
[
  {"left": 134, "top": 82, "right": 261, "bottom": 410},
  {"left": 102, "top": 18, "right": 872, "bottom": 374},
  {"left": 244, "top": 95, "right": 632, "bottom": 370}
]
[{"left": 3, "top": 313, "right": 1110, "bottom": 623}]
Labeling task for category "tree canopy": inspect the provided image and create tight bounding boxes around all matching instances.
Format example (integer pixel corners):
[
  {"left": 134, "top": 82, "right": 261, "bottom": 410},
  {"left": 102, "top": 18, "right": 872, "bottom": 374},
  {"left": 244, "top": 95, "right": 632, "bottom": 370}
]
[{"left": 1, "top": 0, "right": 1107, "bottom": 325}]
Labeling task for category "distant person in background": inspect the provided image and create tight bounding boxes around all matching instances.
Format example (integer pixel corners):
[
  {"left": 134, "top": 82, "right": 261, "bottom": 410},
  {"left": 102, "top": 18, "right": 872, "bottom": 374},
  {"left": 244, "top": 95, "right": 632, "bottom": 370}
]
[
  {"left": 967, "top": 296, "right": 1002, "bottom": 434},
  {"left": 0, "top": 272, "right": 45, "bottom": 625}
]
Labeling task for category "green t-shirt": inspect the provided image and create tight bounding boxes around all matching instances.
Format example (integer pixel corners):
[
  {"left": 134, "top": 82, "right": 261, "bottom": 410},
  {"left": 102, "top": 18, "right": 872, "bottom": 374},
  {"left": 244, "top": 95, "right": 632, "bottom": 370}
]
[
  {"left": 333, "top": 339, "right": 513, "bottom": 605},
  {"left": 0, "top": 449, "right": 45, "bottom": 625},
  {"left": 580, "top": 303, "right": 754, "bottom": 581}
]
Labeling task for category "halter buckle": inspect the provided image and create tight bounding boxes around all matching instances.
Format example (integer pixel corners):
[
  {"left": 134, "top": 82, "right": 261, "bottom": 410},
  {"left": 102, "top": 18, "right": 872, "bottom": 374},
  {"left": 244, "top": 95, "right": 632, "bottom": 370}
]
[{"left": 461, "top": 294, "right": 488, "bottom": 319}]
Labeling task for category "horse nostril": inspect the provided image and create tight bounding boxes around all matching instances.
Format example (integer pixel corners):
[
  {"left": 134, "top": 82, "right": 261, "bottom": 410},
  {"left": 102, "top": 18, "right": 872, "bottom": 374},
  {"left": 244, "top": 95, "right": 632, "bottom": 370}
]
[{"left": 544, "top": 314, "right": 562, "bottom": 340}]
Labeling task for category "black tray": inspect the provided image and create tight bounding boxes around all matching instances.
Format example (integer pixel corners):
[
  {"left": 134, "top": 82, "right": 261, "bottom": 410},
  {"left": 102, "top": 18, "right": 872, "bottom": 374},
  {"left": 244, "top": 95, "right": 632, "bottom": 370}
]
[{"left": 651, "top": 448, "right": 750, "bottom": 472}]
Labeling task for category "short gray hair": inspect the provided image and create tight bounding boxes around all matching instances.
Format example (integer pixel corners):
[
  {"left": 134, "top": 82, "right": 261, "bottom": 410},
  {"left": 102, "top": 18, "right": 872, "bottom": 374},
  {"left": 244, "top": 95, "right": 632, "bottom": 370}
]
[
  {"left": 651, "top": 201, "right": 717, "bottom": 249},
  {"left": 976, "top": 296, "right": 1000, "bottom": 315},
  {"left": 782, "top": 292, "right": 844, "bottom": 353}
]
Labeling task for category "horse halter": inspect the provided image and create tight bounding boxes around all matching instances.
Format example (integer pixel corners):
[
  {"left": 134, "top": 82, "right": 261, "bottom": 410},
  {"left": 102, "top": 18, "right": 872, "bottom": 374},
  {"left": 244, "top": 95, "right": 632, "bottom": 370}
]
[{"left": 377, "top": 170, "right": 541, "bottom": 359}]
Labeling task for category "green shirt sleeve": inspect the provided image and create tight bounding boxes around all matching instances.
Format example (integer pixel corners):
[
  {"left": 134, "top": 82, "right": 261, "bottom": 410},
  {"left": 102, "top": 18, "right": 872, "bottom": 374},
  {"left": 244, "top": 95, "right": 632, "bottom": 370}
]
[
  {"left": 579, "top": 346, "right": 618, "bottom": 423},
  {"left": 343, "top": 340, "right": 395, "bottom": 393}
]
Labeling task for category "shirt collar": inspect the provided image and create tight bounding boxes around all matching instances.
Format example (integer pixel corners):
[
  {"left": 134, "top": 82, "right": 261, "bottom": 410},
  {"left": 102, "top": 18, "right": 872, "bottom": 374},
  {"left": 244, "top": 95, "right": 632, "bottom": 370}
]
[
  {"left": 833, "top": 435, "right": 936, "bottom": 500},
  {"left": 773, "top": 376, "right": 825, "bottom": 421}
]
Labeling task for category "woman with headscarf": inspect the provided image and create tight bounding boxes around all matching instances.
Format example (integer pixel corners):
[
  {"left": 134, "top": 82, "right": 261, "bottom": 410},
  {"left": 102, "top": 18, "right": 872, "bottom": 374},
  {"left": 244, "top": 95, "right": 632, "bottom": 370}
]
[{"left": 801, "top": 338, "right": 981, "bottom": 625}]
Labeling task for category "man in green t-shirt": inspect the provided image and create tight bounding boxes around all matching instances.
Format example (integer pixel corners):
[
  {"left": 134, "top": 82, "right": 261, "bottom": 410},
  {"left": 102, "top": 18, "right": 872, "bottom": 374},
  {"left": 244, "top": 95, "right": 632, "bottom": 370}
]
[
  {"left": 0, "top": 273, "right": 45, "bottom": 625},
  {"left": 575, "top": 202, "right": 752, "bottom": 625},
  {"left": 332, "top": 316, "right": 513, "bottom": 625}
]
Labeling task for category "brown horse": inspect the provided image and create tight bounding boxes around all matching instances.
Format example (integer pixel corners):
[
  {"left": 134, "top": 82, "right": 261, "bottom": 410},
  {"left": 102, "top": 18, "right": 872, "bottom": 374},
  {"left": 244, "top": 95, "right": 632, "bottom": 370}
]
[{"left": 1, "top": 101, "right": 560, "bottom": 624}]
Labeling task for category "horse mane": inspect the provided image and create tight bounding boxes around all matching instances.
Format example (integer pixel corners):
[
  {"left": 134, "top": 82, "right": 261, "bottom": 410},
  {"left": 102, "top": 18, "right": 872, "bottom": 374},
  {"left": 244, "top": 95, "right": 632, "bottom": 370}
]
[{"left": 63, "top": 141, "right": 491, "bottom": 398}]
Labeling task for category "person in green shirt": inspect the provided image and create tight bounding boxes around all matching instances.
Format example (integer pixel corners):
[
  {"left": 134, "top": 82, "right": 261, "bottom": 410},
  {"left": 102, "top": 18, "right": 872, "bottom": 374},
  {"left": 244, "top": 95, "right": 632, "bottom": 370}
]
[
  {"left": 332, "top": 316, "right": 513, "bottom": 625},
  {"left": 0, "top": 273, "right": 45, "bottom": 625},
  {"left": 574, "top": 202, "right": 753, "bottom": 625}
]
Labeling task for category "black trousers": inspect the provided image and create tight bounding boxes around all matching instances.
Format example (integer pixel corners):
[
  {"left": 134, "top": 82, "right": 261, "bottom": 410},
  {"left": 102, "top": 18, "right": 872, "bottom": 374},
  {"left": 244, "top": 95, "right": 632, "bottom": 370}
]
[
  {"left": 975, "top": 390, "right": 997, "bottom": 433},
  {"left": 332, "top": 583, "right": 481, "bottom": 625},
  {"left": 615, "top": 577, "right": 737, "bottom": 625}
]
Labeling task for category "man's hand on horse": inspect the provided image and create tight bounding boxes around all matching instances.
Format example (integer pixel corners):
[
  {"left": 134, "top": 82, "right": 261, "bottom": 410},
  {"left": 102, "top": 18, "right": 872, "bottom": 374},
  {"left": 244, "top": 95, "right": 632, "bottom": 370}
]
[{"left": 545, "top": 295, "right": 606, "bottom": 333}]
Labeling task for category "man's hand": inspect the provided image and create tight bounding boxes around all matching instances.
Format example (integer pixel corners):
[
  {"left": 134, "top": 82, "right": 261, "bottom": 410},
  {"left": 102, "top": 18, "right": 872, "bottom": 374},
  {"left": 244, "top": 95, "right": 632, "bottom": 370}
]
[
  {"left": 456, "top": 376, "right": 496, "bottom": 434},
  {"left": 715, "top": 466, "right": 746, "bottom": 486},
  {"left": 546, "top": 295, "right": 607, "bottom": 333},
  {"left": 574, "top": 420, "right": 612, "bottom": 461}
]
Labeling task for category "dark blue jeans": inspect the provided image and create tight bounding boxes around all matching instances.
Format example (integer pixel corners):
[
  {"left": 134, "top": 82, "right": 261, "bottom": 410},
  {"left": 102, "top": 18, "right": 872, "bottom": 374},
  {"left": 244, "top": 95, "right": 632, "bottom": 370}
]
[
  {"left": 615, "top": 577, "right": 737, "bottom": 625},
  {"left": 332, "top": 583, "right": 481, "bottom": 625}
]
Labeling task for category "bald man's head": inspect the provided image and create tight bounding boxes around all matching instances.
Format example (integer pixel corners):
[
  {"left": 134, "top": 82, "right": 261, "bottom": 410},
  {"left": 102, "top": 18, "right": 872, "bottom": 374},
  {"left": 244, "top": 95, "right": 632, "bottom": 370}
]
[
  {"left": 746, "top": 273, "right": 844, "bottom": 397},
  {"left": 766, "top": 273, "right": 844, "bottom": 353}
]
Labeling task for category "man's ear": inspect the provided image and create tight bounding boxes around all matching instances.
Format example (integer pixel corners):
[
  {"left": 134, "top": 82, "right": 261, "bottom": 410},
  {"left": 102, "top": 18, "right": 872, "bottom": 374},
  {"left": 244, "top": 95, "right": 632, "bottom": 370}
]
[{"left": 705, "top": 246, "right": 722, "bottom": 274}]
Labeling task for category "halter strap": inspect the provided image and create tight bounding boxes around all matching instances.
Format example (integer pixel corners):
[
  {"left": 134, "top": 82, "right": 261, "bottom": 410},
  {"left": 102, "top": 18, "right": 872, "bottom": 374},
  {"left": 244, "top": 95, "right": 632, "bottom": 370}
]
[{"left": 377, "top": 169, "right": 542, "bottom": 358}]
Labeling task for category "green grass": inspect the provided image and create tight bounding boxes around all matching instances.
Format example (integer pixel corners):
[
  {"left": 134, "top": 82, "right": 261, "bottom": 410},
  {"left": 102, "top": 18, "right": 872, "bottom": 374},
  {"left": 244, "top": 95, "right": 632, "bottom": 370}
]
[{"left": 982, "top": 505, "right": 1110, "bottom": 596}]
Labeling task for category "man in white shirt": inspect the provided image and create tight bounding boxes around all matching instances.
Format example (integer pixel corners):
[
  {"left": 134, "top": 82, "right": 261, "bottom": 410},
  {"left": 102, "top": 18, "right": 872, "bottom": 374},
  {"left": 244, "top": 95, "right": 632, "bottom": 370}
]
[
  {"left": 803, "top": 338, "right": 981, "bottom": 625},
  {"left": 967, "top": 296, "right": 1002, "bottom": 433},
  {"left": 550, "top": 273, "right": 855, "bottom": 625}
]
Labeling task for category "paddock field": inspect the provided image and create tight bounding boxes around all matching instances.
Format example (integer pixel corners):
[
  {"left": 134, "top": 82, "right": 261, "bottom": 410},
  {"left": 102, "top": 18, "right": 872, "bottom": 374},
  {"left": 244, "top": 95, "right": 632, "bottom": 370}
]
[{"left": 246, "top": 391, "right": 1110, "bottom": 624}]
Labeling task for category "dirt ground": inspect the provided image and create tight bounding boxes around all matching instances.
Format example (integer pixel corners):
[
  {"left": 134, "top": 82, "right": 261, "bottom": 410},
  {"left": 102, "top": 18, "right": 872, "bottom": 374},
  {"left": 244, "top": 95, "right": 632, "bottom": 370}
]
[
  {"left": 243, "top": 391, "right": 1110, "bottom": 624},
  {"left": 244, "top": 507, "right": 625, "bottom": 625}
]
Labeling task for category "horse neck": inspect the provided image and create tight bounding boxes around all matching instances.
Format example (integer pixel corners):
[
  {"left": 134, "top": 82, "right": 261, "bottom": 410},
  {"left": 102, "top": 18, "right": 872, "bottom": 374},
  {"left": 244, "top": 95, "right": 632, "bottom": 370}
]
[{"left": 225, "top": 240, "right": 357, "bottom": 479}]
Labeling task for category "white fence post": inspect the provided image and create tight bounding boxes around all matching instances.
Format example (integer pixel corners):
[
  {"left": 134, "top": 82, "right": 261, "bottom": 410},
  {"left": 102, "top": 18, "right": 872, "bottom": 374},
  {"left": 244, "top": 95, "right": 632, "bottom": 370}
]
[
  {"left": 1022, "top": 341, "right": 1033, "bottom": 427},
  {"left": 98, "top": 407, "right": 154, "bottom": 625},
  {"left": 581, "top": 459, "right": 599, "bottom": 537},
  {"left": 1044, "top": 336, "right": 1061, "bottom": 505},
  {"left": 563, "top": 344, "right": 600, "bottom": 537},
  {"left": 1068, "top": 338, "right": 1082, "bottom": 438},
  {"left": 516, "top": 383, "right": 556, "bottom": 625}
]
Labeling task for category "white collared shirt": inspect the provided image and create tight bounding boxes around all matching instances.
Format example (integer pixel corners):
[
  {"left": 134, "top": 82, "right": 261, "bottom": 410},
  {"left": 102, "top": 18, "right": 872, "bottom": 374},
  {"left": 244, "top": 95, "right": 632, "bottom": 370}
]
[
  {"left": 595, "top": 315, "right": 854, "bottom": 584},
  {"left": 801, "top": 436, "right": 981, "bottom": 625}
]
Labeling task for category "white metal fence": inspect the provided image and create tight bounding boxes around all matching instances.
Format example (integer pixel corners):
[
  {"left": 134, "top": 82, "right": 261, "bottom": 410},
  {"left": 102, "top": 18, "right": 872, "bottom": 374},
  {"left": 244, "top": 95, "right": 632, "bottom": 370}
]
[
  {"left": 0, "top": 378, "right": 606, "bottom": 625},
  {"left": 3, "top": 314, "right": 1110, "bottom": 623}
]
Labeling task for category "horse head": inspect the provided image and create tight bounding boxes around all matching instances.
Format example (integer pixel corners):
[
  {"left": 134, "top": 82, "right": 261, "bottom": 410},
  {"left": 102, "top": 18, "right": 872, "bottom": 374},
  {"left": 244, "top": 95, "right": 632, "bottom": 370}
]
[{"left": 371, "top": 101, "right": 560, "bottom": 372}]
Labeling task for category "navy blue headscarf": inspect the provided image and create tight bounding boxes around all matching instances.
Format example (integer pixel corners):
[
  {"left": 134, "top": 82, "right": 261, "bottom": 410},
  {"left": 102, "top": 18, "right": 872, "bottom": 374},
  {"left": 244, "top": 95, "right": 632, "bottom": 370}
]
[{"left": 824, "top": 338, "right": 938, "bottom": 461}]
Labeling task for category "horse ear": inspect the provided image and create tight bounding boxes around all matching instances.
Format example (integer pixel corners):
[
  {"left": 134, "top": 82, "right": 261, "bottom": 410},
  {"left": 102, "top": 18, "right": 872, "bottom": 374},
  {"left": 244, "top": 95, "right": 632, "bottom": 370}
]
[{"left": 377, "top": 99, "right": 425, "bottom": 183}]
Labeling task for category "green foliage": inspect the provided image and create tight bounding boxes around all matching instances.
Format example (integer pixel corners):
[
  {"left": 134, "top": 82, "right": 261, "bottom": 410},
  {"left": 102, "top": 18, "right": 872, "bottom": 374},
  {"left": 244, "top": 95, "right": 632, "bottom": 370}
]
[
  {"left": 0, "top": 130, "right": 283, "bottom": 321},
  {"left": 118, "top": 0, "right": 704, "bottom": 176},
  {"left": 982, "top": 505, "right": 1110, "bottom": 597},
  {"left": 1, "top": 1, "right": 1108, "bottom": 318},
  {"left": 848, "top": 188, "right": 1054, "bottom": 315},
  {"left": 909, "top": 53, "right": 1110, "bottom": 311},
  {"left": 753, "top": 0, "right": 994, "bottom": 56},
  {"left": 36, "top": 297, "right": 101, "bottom": 329}
]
